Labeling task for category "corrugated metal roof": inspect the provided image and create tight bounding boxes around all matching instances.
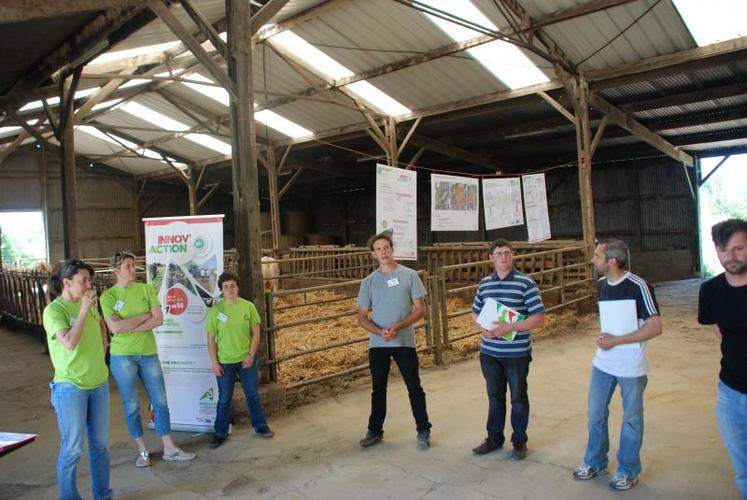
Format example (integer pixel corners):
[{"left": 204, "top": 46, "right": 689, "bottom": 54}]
[
  {"left": 2, "top": 0, "right": 746, "bottom": 178},
  {"left": 518, "top": 0, "right": 694, "bottom": 70}
]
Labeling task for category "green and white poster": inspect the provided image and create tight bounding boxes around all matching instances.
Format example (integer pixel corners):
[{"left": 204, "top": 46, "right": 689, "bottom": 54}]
[
  {"left": 144, "top": 215, "right": 224, "bottom": 432},
  {"left": 375, "top": 163, "right": 417, "bottom": 260}
]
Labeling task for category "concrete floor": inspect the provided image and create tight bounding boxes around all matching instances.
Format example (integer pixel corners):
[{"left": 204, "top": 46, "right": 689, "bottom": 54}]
[{"left": 0, "top": 279, "right": 741, "bottom": 499}]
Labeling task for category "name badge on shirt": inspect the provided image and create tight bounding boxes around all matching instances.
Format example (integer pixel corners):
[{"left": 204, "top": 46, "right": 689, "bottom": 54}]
[
  {"left": 217, "top": 312, "right": 229, "bottom": 322},
  {"left": 386, "top": 277, "right": 400, "bottom": 288},
  {"left": 113, "top": 300, "right": 125, "bottom": 312},
  {"left": 69, "top": 318, "right": 76, "bottom": 327}
]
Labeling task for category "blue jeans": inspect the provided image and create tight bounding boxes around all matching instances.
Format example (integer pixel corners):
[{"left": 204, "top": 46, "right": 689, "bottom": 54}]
[
  {"left": 368, "top": 347, "right": 431, "bottom": 434},
  {"left": 583, "top": 366, "right": 647, "bottom": 478},
  {"left": 716, "top": 381, "right": 747, "bottom": 498},
  {"left": 50, "top": 381, "right": 112, "bottom": 500},
  {"left": 479, "top": 353, "right": 530, "bottom": 446},
  {"left": 214, "top": 361, "right": 269, "bottom": 437},
  {"left": 110, "top": 354, "right": 171, "bottom": 437}
]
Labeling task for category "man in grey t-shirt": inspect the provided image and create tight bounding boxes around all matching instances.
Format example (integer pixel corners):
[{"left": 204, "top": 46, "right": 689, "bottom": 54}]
[{"left": 357, "top": 232, "right": 432, "bottom": 448}]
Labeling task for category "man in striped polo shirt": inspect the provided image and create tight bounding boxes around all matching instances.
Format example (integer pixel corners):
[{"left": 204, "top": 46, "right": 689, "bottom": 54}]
[
  {"left": 572, "top": 239, "right": 662, "bottom": 491},
  {"left": 471, "top": 239, "right": 545, "bottom": 460}
]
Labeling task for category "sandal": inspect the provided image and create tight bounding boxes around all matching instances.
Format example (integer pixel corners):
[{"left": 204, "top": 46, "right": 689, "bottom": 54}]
[
  {"left": 135, "top": 450, "right": 150, "bottom": 468},
  {"left": 162, "top": 447, "right": 196, "bottom": 462}
]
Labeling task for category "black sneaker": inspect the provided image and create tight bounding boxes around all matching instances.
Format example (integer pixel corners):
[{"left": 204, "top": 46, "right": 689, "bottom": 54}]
[
  {"left": 255, "top": 427, "right": 274, "bottom": 438},
  {"left": 417, "top": 430, "right": 431, "bottom": 449},
  {"left": 359, "top": 431, "right": 383, "bottom": 447},
  {"left": 511, "top": 444, "right": 527, "bottom": 460},
  {"left": 472, "top": 438, "right": 503, "bottom": 455},
  {"left": 208, "top": 435, "right": 226, "bottom": 449}
]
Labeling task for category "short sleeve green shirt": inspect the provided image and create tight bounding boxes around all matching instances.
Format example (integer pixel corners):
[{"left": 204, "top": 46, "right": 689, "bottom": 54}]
[
  {"left": 207, "top": 298, "right": 261, "bottom": 363},
  {"left": 42, "top": 298, "right": 108, "bottom": 389},
  {"left": 100, "top": 282, "right": 160, "bottom": 356}
]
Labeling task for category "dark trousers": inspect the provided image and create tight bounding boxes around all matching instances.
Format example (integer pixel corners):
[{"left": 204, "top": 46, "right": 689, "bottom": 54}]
[
  {"left": 368, "top": 347, "right": 431, "bottom": 434},
  {"left": 480, "top": 352, "right": 531, "bottom": 446}
]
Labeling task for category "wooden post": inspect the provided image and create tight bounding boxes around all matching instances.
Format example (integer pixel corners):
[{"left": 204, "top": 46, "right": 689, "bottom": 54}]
[
  {"left": 227, "top": 0, "right": 267, "bottom": 380},
  {"left": 186, "top": 167, "right": 197, "bottom": 215},
  {"left": 564, "top": 73, "right": 596, "bottom": 247},
  {"left": 60, "top": 73, "right": 80, "bottom": 258},
  {"left": 267, "top": 146, "right": 281, "bottom": 250},
  {"left": 39, "top": 144, "right": 51, "bottom": 261}
]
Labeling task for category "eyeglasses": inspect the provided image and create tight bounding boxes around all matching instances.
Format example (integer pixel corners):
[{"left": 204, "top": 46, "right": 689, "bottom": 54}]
[{"left": 491, "top": 249, "right": 512, "bottom": 257}]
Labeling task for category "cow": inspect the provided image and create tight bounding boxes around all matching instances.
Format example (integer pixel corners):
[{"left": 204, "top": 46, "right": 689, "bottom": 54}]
[{"left": 261, "top": 256, "right": 280, "bottom": 293}]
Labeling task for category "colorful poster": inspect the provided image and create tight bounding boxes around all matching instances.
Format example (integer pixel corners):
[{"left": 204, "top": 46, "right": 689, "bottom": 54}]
[
  {"left": 375, "top": 163, "right": 417, "bottom": 260},
  {"left": 144, "top": 215, "right": 224, "bottom": 432},
  {"left": 431, "top": 173, "right": 479, "bottom": 231},
  {"left": 482, "top": 177, "right": 524, "bottom": 230},
  {"left": 521, "top": 173, "right": 551, "bottom": 243}
]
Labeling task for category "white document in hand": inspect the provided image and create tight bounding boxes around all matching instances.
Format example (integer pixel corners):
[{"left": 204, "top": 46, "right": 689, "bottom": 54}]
[{"left": 598, "top": 299, "right": 639, "bottom": 349}]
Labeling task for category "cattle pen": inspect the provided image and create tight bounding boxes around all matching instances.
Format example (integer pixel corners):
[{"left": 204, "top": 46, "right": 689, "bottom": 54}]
[{"left": 0, "top": 240, "right": 594, "bottom": 410}]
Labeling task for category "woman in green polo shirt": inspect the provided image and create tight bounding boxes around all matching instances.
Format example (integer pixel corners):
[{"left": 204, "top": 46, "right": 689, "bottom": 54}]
[
  {"left": 42, "top": 259, "right": 112, "bottom": 500},
  {"left": 207, "top": 271, "right": 273, "bottom": 449},
  {"left": 100, "top": 251, "right": 195, "bottom": 467}
]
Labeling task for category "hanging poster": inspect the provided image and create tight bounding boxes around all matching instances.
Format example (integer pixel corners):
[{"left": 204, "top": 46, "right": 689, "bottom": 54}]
[
  {"left": 375, "top": 163, "right": 417, "bottom": 260},
  {"left": 482, "top": 177, "right": 524, "bottom": 230},
  {"left": 430, "top": 173, "right": 479, "bottom": 231},
  {"left": 521, "top": 173, "right": 552, "bottom": 243},
  {"left": 144, "top": 214, "right": 224, "bottom": 432}
]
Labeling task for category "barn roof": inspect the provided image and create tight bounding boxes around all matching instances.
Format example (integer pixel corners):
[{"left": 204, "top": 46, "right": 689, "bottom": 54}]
[{"left": 1, "top": 0, "right": 746, "bottom": 196}]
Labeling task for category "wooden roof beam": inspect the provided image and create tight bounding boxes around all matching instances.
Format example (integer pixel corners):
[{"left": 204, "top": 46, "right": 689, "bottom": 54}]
[
  {"left": 6, "top": 3, "right": 149, "bottom": 100},
  {"left": 587, "top": 93, "right": 694, "bottom": 166},
  {"left": 0, "top": 0, "right": 145, "bottom": 24},
  {"left": 521, "top": 0, "right": 639, "bottom": 32},
  {"left": 588, "top": 36, "right": 747, "bottom": 90},
  {"left": 148, "top": 0, "right": 236, "bottom": 99},
  {"left": 400, "top": 131, "right": 508, "bottom": 172}
]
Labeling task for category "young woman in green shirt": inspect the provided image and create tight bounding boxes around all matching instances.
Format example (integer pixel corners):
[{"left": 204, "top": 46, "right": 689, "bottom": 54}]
[
  {"left": 43, "top": 259, "right": 112, "bottom": 500},
  {"left": 207, "top": 271, "right": 273, "bottom": 448},
  {"left": 100, "top": 252, "right": 195, "bottom": 467}
]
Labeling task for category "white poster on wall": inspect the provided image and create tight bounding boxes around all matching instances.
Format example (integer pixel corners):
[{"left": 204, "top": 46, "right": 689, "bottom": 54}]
[
  {"left": 521, "top": 173, "right": 552, "bottom": 243},
  {"left": 144, "top": 214, "right": 224, "bottom": 432},
  {"left": 430, "top": 173, "right": 479, "bottom": 231},
  {"left": 375, "top": 163, "right": 418, "bottom": 260},
  {"left": 482, "top": 177, "right": 524, "bottom": 230}
]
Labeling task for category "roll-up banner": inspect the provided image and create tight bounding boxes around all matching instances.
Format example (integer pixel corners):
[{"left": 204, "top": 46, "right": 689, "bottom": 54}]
[{"left": 143, "top": 215, "right": 224, "bottom": 432}]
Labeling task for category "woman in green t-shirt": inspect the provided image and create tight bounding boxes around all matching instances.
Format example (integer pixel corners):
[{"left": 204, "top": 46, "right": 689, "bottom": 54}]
[
  {"left": 42, "top": 259, "right": 112, "bottom": 500},
  {"left": 100, "top": 252, "right": 195, "bottom": 467},
  {"left": 206, "top": 271, "right": 273, "bottom": 448}
]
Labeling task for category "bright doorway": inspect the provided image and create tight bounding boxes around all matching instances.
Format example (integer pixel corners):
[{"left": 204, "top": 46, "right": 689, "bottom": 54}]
[
  {"left": 698, "top": 153, "right": 747, "bottom": 277},
  {"left": 0, "top": 211, "right": 48, "bottom": 268}
]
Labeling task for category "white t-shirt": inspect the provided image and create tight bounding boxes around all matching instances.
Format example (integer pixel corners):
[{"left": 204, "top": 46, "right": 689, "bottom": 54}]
[{"left": 592, "top": 272, "right": 659, "bottom": 378}]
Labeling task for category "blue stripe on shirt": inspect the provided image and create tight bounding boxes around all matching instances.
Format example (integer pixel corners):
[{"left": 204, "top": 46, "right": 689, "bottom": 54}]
[{"left": 472, "top": 269, "right": 545, "bottom": 358}]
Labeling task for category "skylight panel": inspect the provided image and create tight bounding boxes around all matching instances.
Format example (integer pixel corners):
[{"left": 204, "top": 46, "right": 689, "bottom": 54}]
[
  {"left": 118, "top": 69, "right": 184, "bottom": 90},
  {"left": 181, "top": 73, "right": 230, "bottom": 106},
  {"left": 672, "top": 0, "right": 747, "bottom": 46},
  {"left": 0, "top": 126, "right": 22, "bottom": 138},
  {"left": 77, "top": 125, "right": 162, "bottom": 159},
  {"left": 119, "top": 101, "right": 231, "bottom": 155},
  {"left": 0, "top": 118, "right": 39, "bottom": 138},
  {"left": 120, "top": 101, "right": 190, "bottom": 132},
  {"left": 255, "top": 109, "right": 313, "bottom": 139},
  {"left": 346, "top": 81, "right": 411, "bottom": 117},
  {"left": 90, "top": 41, "right": 180, "bottom": 65},
  {"left": 269, "top": 30, "right": 411, "bottom": 116},
  {"left": 91, "top": 98, "right": 123, "bottom": 111},
  {"left": 184, "top": 134, "right": 232, "bottom": 155},
  {"left": 419, "top": 0, "right": 548, "bottom": 89},
  {"left": 19, "top": 87, "right": 101, "bottom": 112},
  {"left": 271, "top": 31, "right": 352, "bottom": 80},
  {"left": 183, "top": 73, "right": 314, "bottom": 138}
]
